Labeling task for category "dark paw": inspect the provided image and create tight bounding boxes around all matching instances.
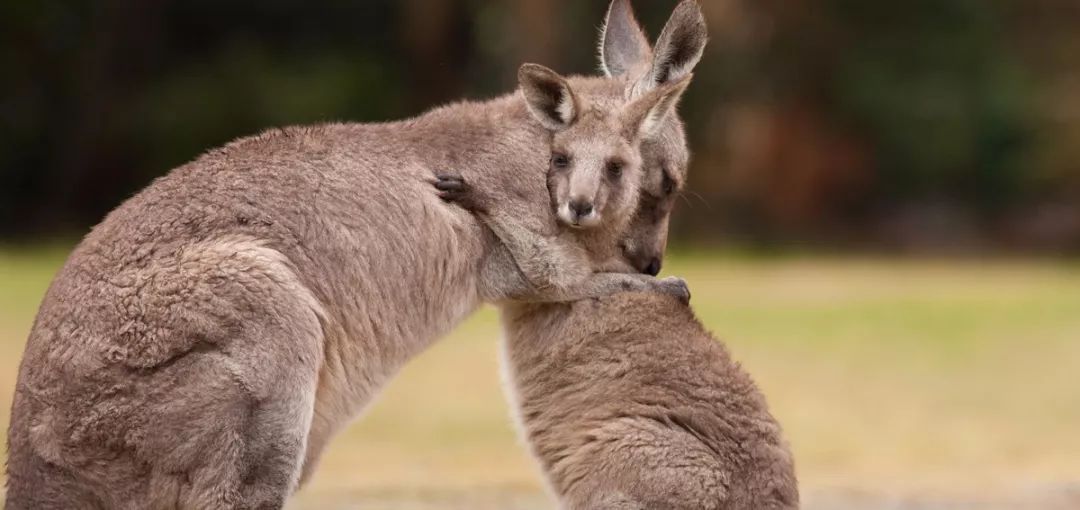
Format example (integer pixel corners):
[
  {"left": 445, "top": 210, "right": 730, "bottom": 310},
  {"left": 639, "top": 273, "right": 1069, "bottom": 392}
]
[
  {"left": 433, "top": 173, "right": 467, "bottom": 200},
  {"left": 433, "top": 174, "right": 486, "bottom": 213},
  {"left": 658, "top": 276, "right": 691, "bottom": 305}
]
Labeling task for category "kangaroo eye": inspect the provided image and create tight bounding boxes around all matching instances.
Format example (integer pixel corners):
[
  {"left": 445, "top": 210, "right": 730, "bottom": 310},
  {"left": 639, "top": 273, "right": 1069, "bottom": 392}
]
[
  {"left": 551, "top": 153, "right": 570, "bottom": 169},
  {"left": 607, "top": 161, "right": 624, "bottom": 179}
]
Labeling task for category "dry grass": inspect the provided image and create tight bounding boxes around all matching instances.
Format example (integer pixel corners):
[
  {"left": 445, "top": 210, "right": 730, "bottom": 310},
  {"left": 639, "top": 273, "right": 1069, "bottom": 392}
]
[{"left": 1, "top": 247, "right": 1078, "bottom": 508}]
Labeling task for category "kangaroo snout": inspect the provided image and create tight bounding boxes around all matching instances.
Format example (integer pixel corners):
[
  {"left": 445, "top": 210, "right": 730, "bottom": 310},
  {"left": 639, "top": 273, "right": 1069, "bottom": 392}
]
[
  {"left": 643, "top": 257, "right": 662, "bottom": 276},
  {"left": 561, "top": 198, "right": 600, "bottom": 228},
  {"left": 569, "top": 199, "right": 594, "bottom": 218},
  {"left": 620, "top": 238, "right": 665, "bottom": 276},
  {"left": 630, "top": 252, "right": 662, "bottom": 276}
]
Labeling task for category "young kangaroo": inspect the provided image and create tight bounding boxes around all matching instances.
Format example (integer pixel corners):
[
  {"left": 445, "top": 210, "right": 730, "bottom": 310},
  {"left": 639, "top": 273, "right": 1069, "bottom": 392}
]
[
  {"left": 435, "top": 64, "right": 693, "bottom": 304},
  {"left": 5, "top": 2, "right": 707, "bottom": 508}
]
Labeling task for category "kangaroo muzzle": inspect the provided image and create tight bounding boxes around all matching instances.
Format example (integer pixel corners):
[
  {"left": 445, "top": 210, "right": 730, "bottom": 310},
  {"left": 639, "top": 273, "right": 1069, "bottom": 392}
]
[{"left": 560, "top": 197, "right": 601, "bottom": 228}]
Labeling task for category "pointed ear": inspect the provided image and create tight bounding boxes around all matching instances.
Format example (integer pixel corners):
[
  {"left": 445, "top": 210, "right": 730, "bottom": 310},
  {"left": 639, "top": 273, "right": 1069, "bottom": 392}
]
[
  {"left": 519, "top": 63, "right": 578, "bottom": 131},
  {"left": 623, "top": 74, "right": 692, "bottom": 140},
  {"left": 634, "top": 0, "right": 707, "bottom": 95},
  {"left": 599, "top": 0, "right": 652, "bottom": 78}
]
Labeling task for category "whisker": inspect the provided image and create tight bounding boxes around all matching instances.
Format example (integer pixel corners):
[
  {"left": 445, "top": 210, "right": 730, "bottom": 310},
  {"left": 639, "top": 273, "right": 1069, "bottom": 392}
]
[
  {"left": 677, "top": 192, "right": 694, "bottom": 209},
  {"left": 679, "top": 190, "right": 712, "bottom": 210}
]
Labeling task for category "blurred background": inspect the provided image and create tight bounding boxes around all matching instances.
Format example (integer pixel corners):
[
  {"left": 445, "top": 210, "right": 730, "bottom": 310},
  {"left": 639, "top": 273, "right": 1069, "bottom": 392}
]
[{"left": 1, "top": 1, "right": 1079, "bottom": 509}]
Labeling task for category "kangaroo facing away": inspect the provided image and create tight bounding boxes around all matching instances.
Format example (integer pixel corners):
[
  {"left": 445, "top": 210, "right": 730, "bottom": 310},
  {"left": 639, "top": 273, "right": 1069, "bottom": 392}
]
[
  {"left": 438, "top": 2, "right": 799, "bottom": 507},
  {"left": 4, "top": 1, "right": 706, "bottom": 508},
  {"left": 442, "top": 142, "right": 800, "bottom": 510},
  {"left": 501, "top": 293, "right": 801, "bottom": 510}
]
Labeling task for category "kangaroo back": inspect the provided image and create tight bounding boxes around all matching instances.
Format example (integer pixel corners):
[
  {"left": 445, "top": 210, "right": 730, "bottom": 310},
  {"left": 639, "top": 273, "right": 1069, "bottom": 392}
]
[{"left": 502, "top": 293, "right": 799, "bottom": 510}]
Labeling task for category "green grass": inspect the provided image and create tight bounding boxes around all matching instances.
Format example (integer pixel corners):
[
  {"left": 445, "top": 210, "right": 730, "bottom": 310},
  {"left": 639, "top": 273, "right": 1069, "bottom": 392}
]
[{"left": 1, "top": 247, "right": 1079, "bottom": 507}]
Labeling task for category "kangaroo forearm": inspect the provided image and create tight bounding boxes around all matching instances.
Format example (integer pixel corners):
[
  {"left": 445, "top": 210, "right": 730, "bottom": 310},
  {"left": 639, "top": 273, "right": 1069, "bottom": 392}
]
[
  {"left": 504, "top": 272, "right": 659, "bottom": 303},
  {"left": 476, "top": 208, "right": 581, "bottom": 291}
]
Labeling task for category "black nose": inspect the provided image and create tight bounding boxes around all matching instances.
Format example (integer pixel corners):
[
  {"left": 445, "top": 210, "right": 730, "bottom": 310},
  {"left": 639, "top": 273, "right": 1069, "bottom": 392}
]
[
  {"left": 569, "top": 200, "right": 594, "bottom": 218},
  {"left": 643, "top": 257, "right": 662, "bottom": 276}
]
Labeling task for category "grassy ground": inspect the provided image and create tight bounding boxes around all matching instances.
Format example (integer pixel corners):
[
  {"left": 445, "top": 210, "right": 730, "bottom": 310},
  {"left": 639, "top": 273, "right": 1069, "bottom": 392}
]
[{"left": 1, "top": 247, "right": 1079, "bottom": 508}]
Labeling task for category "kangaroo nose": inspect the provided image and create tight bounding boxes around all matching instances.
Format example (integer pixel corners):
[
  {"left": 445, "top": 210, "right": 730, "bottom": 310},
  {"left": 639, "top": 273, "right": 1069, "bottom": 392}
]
[
  {"left": 643, "top": 257, "right": 662, "bottom": 276},
  {"left": 569, "top": 200, "right": 594, "bottom": 219}
]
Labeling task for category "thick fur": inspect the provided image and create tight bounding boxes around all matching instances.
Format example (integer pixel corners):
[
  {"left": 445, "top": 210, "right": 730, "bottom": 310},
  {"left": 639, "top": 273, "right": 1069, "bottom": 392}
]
[
  {"left": 483, "top": 2, "right": 798, "bottom": 508},
  {"left": 4, "top": 75, "right": 669, "bottom": 508},
  {"left": 437, "top": 67, "right": 694, "bottom": 307},
  {"left": 604, "top": 0, "right": 707, "bottom": 275},
  {"left": 5, "top": 1, "right": 708, "bottom": 507},
  {"left": 8, "top": 235, "right": 326, "bottom": 509},
  {"left": 501, "top": 294, "right": 799, "bottom": 510}
]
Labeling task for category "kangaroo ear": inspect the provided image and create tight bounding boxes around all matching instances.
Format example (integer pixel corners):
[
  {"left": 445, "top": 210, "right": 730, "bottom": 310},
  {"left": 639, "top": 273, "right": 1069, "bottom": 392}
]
[
  {"left": 623, "top": 74, "right": 692, "bottom": 140},
  {"left": 519, "top": 63, "right": 578, "bottom": 131},
  {"left": 633, "top": 0, "right": 707, "bottom": 96},
  {"left": 599, "top": 0, "right": 652, "bottom": 78}
]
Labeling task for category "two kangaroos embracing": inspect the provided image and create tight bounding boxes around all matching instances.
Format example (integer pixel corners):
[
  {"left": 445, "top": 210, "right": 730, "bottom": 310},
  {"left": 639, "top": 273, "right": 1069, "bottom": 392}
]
[{"left": 5, "top": 1, "right": 797, "bottom": 508}]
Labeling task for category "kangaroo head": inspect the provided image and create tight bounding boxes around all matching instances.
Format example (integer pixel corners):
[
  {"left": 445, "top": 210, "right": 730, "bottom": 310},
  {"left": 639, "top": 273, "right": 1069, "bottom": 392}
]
[
  {"left": 518, "top": 63, "right": 692, "bottom": 231},
  {"left": 600, "top": 0, "right": 707, "bottom": 275}
]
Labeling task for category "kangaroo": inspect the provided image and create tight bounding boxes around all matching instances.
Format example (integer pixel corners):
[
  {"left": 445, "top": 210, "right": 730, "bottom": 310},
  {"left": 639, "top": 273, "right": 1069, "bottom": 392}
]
[
  {"left": 500, "top": 293, "right": 801, "bottom": 510},
  {"left": 4, "top": 77, "right": 676, "bottom": 509},
  {"left": 435, "top": 65, "right": 693, "bottom": 304},
  {"left": 441, "top": 130, "right": 800, "bottom": 510},
  {"left": 601, "top": 0, "right": 708, "bottom": 276},
  {"left": 5, "top": 1, "right": 706, "bottom": 508},
  {"left": 437, "top": 3, "right": 799, "bottom": 507}
]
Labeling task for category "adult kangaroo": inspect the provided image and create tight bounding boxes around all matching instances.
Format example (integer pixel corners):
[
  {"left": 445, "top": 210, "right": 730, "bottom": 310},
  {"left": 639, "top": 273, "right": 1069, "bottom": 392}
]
[
  {"left": 501, "top": 292, "right": 800, "bottom": 510},
  {"left": 440, "top": 4, "right": 796, "bottom": 505},
  {"left": 4, "top": 1, "right": 706, "bottom": 508}
]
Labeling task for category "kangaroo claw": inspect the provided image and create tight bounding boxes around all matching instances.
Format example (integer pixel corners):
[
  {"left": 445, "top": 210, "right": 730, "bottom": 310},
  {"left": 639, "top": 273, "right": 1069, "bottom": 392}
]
[
  {"left": 658, "top": 276, "right": 691, "bottom": 305},
  {"left": 433, "top": 174, "right": 486, "bottom": 213}
]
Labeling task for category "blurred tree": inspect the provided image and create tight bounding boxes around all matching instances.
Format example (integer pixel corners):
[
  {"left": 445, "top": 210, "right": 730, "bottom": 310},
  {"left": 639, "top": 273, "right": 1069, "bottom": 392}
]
[
  {"left": 401, "top": 0, "right": 471, "bottom": 109},
  {"left": 0, "top": 0, "right": 1076, "bottom": 251}
]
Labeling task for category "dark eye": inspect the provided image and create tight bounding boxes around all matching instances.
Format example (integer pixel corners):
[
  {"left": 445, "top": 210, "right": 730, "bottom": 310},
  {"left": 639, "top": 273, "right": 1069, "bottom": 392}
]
[
  {"left": 607, "top": 160, "right": 624, "bottom": 179},
  {"left": 551, "top": 153, "right": 570, "bottom": 169},
  {"left": 662, "top": 174, "right": 675, "bottom": 195}
]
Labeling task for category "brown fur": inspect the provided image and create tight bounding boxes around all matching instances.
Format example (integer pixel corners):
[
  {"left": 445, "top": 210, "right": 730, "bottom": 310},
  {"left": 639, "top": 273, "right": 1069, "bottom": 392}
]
[
  {"left": 448, "top": 2, "right": 801, "bottom": 508},
  {"left": 437, "top": 64, "right": 694, "bottom": 305},
  {"left": 605, "top": 0, "right": 706, "bottom": 276},
  {"left": 501, "top": 294, "right": 800, "bottom": 510},
  {"left": 4, "top": 2, "right": 711, "bottom": 508},
  {"left": 4, "top": 77, "right": 675, "bottom": 510}
]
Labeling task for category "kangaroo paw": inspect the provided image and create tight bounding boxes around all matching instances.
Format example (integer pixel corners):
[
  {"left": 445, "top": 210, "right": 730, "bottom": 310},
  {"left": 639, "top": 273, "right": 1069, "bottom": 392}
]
[
  {"left": 433, "top": 174, "right": 488, "bottom": 213},
  {"left": 657, "top": 276, "right": 691, "bottom": 304}
]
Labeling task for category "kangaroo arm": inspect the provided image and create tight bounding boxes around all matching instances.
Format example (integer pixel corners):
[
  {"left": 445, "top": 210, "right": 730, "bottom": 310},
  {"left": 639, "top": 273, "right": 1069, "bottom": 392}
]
[
  {"left": 483, "top": 213, "right": 689, "bottom": 304},
  {"left": 435, "top": 174, "right": 689, "bottom": 304},
  {"left": 478, "top": 209, "right": 586, "bottom": 292},
  {"left": 504, "top": 271, "right": 687, "bottom": 304},
  {"left": 436, "top": 173, "right": 576, "bottom": 291}
]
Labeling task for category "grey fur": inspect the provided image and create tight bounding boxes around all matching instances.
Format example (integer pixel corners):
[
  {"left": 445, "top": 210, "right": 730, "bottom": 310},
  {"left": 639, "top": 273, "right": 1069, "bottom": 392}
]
[
  {"left": 599, "top": 0, "right": 653, "bottom": 79},
  {"left": 629, "top": 0, "right": 709, "bottom": 100},
  {"left": 450, "top": 64, "right": 693, "bottom": 305},
  {"left": 4, "top": 70, "right": 675, "bottom": 508},
  {"left": 608, "top": 0, "right": 707, "bottom": 275},
  {"left": 500, "top": 294, "right": 800, "bottom": 510},
  {"left": 4, "top": 2, "right": 712, "bottom": 508},
  {"left": 451, "top": 3, "right": 797, "bottom": 508},
  {"left": 445, "top": 91, "right": 800, "bottom": 510}
]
